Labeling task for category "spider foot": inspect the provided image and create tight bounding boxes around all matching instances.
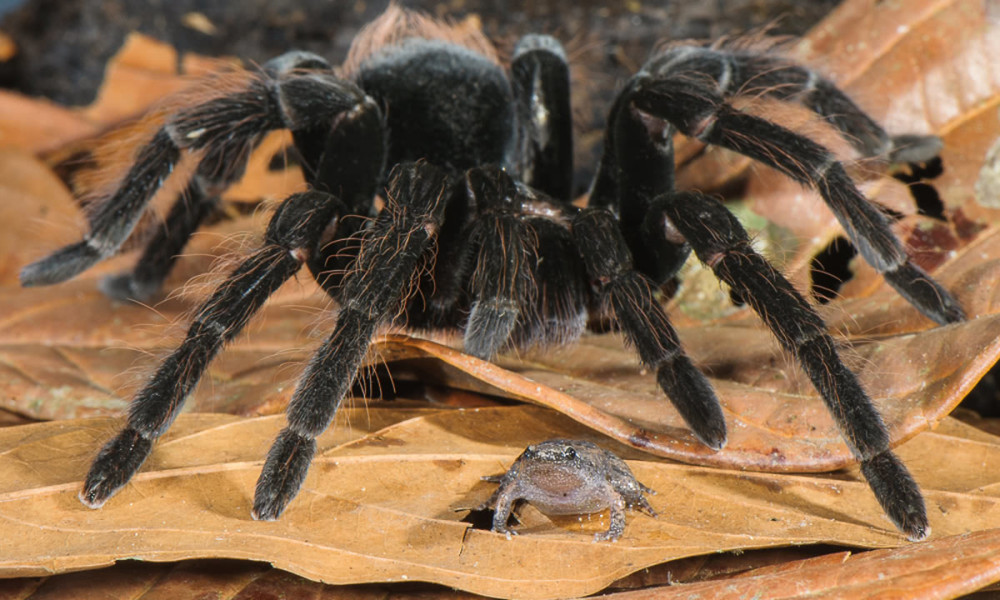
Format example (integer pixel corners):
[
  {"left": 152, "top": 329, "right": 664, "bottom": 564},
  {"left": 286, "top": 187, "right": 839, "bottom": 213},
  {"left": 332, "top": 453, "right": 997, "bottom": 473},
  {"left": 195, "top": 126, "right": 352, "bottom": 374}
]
[
  {"left": 79, "top": 427, "right": 153, "bottom": 508},
  {"left": 21, "top": 240, "right": 104, "bottom": 287},
  {"left": 252, "top": 428, "right": 317, "bottom": 521},
  {"left": 887, "top": 134, "right": 942, "bottom": 164},
  {"left": 884, "top": 262, "right": 965, "bottom": 325},
  {"left": 465, "top": 299, "right": 519, "bottom": 359},
  {"left": 99, "top": 272, "right": 161, "bottom": 303},
  {"left": 860, "top": 451, "right": 929, "bottom": 541},
  {"left": 656, "top": 358, "right": 727, "bottom": 450}
]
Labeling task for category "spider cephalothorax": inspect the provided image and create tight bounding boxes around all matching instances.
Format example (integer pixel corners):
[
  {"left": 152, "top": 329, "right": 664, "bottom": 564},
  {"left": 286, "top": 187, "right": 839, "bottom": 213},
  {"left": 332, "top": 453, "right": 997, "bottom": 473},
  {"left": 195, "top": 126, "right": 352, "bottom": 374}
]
[{"left": 21, "top": 6, "right": 963, "bottom": 541}]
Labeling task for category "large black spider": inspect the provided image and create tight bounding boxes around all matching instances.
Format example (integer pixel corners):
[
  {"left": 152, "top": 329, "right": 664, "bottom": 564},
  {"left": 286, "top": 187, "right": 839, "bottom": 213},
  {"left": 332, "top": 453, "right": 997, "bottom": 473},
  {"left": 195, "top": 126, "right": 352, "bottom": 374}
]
[{"left": 20, "top": 7, "right": 964, "bottom": 541}]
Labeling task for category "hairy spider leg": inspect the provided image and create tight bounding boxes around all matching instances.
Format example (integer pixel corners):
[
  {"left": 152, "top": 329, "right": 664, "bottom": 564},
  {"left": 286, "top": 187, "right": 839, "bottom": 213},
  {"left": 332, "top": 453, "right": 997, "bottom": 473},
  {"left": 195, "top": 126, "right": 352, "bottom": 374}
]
[
  {"left": 572, "top": 208, "right": 726, "bottom": 450},
  {"left": 589, "top": 82, "right": 705, "bottom": 293},
  {"left": 79, "top": 66, "right": 388, "bottom": 509},
  {"left": 510, "top": 34, "right": 574, "bottom": 203},
  {"left": 98, "top": 51, "right": 352, "bottom": 302},
  {"left": 629, "top": 75, "right": 965, "bottom": 325},
  {"left": 20, "top": 52, "right": 369, "bottom": 288},
  {"left": 462, "top": 167, "right": 540, "bottom": 359},
  {"left": 646, "top": 47, "right": 942, "bottom": 163},
  {"left": 98, "top": 172, "right": 220, "bottom": 301},
  {"left": 653, "top": 190, "right": 927, "bottom": 540},
  {"left": 252, "top": 161, "right": 449, "bottom": 520},
  {"left": 95, "top": 51, "right": 332, "bottom": 302},
  {"left": 509, "top": 214, "right": 589, "bottom": 349},
  {"left": 79, "top": 189, "right": 346, "bottom": 508}
]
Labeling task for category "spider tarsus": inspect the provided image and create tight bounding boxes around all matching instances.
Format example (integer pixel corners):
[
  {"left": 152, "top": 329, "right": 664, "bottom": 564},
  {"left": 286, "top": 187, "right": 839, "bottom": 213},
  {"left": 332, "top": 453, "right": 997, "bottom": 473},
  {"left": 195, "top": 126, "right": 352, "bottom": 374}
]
[
  {"left": 20, "top": 240, "right": 103, "bottom": 287},
  {"left": 861, "top": 452, "right": 929, "bottom": 542},
  {"left": 656, "top": 358, "right": 727, "bottom": 450},
  {"left": 888, "top": 134, "right": 943, "bottom": 164},
  {"left": 99, "top": 272, "right": 160, "bottom": 303},
  {"left": 79, "top": 427, "right": 153, "bottom": 508},
  {"left": 464, "top": 299, "right": 519, "bottom": 359},
  {"left": 252, "top": 428, "right": 317, "bottom": 521},
  {"left": 884, "top": 262, "right": 966, "bottom": 325}
]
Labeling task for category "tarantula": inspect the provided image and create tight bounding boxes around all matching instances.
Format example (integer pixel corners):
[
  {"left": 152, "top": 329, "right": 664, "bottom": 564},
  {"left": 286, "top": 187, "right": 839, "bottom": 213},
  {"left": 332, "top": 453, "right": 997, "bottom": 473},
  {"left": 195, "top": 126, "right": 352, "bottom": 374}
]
[{"left": 20, "top": 7, "right": 963, "bottom": 541}]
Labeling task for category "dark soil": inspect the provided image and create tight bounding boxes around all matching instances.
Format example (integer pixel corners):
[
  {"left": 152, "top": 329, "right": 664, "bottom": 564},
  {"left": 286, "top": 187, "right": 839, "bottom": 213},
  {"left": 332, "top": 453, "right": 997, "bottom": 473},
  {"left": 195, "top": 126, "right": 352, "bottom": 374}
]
[{"left": 0, "top": 0, "right": 841, "bottom": 106}]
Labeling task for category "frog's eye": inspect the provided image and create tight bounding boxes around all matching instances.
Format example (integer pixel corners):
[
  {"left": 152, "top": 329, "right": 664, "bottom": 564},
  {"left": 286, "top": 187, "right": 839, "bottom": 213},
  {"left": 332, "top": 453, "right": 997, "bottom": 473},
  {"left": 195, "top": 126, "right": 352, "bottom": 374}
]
[{"left": 561, "top": 447, "right": 577, "bottom": 460}]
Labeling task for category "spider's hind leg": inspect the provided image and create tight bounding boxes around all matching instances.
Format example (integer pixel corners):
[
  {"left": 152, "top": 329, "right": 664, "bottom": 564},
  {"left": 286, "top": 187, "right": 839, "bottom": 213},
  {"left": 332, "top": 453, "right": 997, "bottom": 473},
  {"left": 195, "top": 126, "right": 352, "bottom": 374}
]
[
  {"left": 98, "top": 172, "right": 220, "bottom": 301},
  {"left": 21, "top": 51, "right": 369, "bottom": 289},
  {"left": 629, "top": 75, "right": 964, "bottom": 325},
  {"left": 651, "top": 189, "right": 927, "bottom": 540},
  {"left": 648, "top": 47, "right": 941, "bottom": 163}
]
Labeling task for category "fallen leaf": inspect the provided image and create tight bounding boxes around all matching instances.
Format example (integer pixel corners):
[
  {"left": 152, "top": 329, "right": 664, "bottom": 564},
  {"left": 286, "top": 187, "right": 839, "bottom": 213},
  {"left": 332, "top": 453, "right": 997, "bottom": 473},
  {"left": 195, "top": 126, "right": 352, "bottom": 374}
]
[
  {"left": 600, "top": 527, "right": 1000, "bottom": 599},
  {"left": 0, "top": 93, "right": 99, "bottom": 154},
  {"left": 0, "top": 408, "right": 998, "bottom": 599},
  {"left": 1, "top": 2, "right": 1000, "bottom": 598}
]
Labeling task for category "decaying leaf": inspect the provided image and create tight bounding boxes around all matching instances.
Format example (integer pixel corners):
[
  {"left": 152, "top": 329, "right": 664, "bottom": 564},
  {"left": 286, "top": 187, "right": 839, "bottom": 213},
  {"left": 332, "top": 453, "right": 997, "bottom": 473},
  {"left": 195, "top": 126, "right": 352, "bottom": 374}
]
[
  {"left": 0, "top": 409, "right": 998, "bottom": 599},
  {"left": 601, "top": 527, "right": 1000, "bottom": 599},
  {"left": 1, "top": 0, "right": 1000, "bottom": 598},
  {"left": 5, "top": 530, "right": 1000, "bottom": 600}
]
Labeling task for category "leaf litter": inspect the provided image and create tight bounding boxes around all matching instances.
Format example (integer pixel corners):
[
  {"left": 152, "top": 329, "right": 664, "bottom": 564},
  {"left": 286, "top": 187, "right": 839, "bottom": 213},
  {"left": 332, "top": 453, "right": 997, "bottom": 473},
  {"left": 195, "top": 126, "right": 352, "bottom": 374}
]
[
  {"left": 1, "top": 409, "right": 1000, "bottom": 599},
  {"left": 1, "top": 0, "right": 1000, "bottom": 598}
]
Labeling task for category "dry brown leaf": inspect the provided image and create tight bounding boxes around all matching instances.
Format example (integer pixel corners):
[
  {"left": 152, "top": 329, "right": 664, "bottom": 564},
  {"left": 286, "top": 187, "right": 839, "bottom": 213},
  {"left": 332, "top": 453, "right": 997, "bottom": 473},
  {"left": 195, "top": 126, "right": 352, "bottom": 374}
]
[
  {"left": 3, "top": 537, "right": 998, "bottom": 600},
  {"left": 0, "top": 408, "right": 999, "bottom": 599},
  {"left": 2, "top": 2, "right": 1000, "bottom": 598},
  {"left": 601, "top": 527, "right": 1000, "bottom": 599},
  {"left": 0, "top": 92, "right": 99, "bottom": 154},
  {"left": 0, "top": 562, "right": 364, "bottom": 600}
]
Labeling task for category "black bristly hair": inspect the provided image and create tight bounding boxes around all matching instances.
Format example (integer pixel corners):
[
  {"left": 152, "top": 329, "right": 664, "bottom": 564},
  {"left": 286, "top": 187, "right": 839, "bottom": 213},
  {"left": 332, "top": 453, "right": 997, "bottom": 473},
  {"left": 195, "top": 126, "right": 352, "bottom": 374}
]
[{"left": 24, "top": 6, "right": 963, "bottom": 541}]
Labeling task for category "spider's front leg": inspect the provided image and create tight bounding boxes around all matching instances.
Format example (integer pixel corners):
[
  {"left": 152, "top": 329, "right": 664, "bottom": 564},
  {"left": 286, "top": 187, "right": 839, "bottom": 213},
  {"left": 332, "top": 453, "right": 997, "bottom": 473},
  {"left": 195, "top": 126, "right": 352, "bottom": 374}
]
[
  {"left": 462, "top": 167, "right": 540, "bottom": 359},
  {"left": 651, "top": 190, "right": 927, "bottom": 540},
  {"left": 252, "top": 161, "right": 449, "bottom": 520},
  {"left": 572, "top": 208, "right": 727, "bottom": 450},
  {"left": 79, "top": 69, "right": 387, "bottom": 508},
  {"left": 511, "top": 34, "right": 573, "bottom": 202},
  {"left": 80, "top": 188, "right": 346, "bottom": 507}
]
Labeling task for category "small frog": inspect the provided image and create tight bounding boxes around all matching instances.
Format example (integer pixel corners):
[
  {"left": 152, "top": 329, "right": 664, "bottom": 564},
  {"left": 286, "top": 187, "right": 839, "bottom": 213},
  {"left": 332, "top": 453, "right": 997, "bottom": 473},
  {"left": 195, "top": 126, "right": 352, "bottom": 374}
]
[{"left": 478, "top": 439, "right": 657, "bottom": 542}]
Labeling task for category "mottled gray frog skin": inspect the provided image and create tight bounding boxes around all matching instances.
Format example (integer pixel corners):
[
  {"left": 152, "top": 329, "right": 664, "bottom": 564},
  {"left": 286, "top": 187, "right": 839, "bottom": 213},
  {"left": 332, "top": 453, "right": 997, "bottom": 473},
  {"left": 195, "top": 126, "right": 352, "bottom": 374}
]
[{"left": 479, "top": 439, "right": 657, "bottom": 542}]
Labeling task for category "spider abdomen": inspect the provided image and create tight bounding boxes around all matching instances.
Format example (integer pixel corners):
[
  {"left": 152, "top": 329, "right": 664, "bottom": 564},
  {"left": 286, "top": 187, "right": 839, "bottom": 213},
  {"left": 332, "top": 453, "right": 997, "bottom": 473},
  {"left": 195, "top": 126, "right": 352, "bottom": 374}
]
[{"left": 357, "top": 39, "right": 516, "bottom": 173}]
